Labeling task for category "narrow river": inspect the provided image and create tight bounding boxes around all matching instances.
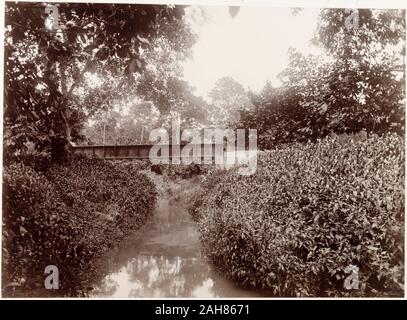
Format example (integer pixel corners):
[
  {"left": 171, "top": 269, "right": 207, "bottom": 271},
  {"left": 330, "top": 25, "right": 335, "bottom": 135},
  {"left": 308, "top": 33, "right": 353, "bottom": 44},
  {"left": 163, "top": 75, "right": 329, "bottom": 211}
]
[{"left": 89, "top": 175, "right": 263, "bottom": 298}]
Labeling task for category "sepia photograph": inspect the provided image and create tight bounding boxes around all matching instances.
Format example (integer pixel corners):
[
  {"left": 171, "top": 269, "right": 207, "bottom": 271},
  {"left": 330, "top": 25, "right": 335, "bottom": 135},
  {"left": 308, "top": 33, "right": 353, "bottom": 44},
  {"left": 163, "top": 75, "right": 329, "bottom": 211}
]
[{"left": 0, "top": 0, "right": 405, "bottom": 301}]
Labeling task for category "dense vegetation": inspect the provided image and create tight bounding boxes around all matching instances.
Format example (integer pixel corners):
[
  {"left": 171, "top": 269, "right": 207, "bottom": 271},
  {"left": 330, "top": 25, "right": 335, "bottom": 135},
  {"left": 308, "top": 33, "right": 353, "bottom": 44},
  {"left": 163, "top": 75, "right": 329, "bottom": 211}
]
[
  {"left": 2, "top": 4, "right": 405, "bottom": 298},
  {"left": 191, "top": 133, "right": 404, "bottom": 296},
  {"left": 4, "top": 3, "right": 195, "bottom": 163},
  {"left": 238, "top": 9, "right": 405, "bottom": 148},
  {"left": 2, "top": 3, "right": 193, "bottom": 296},
  {"left": 2, "top": 155, "right": 156, "bottom": 296},
  {"left": 187, "top": 10, "right": 405, "bottom": 297}
]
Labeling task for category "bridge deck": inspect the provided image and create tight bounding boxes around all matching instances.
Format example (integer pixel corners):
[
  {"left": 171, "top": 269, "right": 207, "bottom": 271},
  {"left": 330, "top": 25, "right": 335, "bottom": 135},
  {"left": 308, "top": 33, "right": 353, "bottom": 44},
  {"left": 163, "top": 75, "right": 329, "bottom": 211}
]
[{"left": 72, "top": 144, "right": 223, "bottom": 161}]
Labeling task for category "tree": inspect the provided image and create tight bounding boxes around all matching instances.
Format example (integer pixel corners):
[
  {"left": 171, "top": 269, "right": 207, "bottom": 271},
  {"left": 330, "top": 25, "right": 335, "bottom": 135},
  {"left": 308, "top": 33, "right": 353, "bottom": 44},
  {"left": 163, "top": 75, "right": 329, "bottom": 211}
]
[
  {"left": 208, "top": 77, "right": 253, "bottom": 127},
  {"left": 239, "top": 79, "right": 312, "bottom": 148},
  {"left": 4, "top": 2, "right": 194, "bottom": 163},
  {"left": 314, "top": 8, "right": 405, "bottom": 135},
  {"left": 83, "top": 110, "right": 121, "bottom": 145},
  {"left": 83, "top": 101, "right": 160, "bottom": 145},
  {"left": 135, "top": 32, "right": 210, "bottom": 128},
  {"left": 239, "top": 9, "right": 405, "bottom": 149}
]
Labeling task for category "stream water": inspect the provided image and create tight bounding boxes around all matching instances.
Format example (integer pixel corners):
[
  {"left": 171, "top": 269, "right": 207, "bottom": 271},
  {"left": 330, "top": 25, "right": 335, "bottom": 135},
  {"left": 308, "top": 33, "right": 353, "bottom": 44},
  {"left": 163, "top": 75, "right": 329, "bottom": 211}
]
[{"left": 90, "top": 178, "right": 264, "bottom": 298}]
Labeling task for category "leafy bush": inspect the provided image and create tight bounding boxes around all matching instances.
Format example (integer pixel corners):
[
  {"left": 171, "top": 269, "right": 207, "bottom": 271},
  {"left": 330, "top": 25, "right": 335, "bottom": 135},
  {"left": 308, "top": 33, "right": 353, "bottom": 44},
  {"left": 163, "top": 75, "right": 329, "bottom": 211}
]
[
  {"left": 2, "top": 154, "right": 156, "bottom": 296},
  {"left": 153, "top": 163, "right": 211, "bottom": 179},
  {"left": 193, "top": 133, "right": 404, "bottom": 296},
  {"left": 110, "top": 159, "right": 151, "bottom": 172},
  {"left": 188, "top": 169, "right": 228, "bottom": 222}
]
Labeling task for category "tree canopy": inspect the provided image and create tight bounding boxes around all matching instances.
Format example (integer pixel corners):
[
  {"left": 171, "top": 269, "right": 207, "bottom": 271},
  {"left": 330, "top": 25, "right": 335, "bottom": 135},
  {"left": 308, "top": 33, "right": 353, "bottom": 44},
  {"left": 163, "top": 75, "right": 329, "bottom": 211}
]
[
  {"left": 208, "top": 76, "right": 253, "bottom": 127},
  {"left": 4, "top": 2, "right": 195, "bottom": 163},
  {"left": 238, "top": 8, "right": 405, "bottom": 149}
]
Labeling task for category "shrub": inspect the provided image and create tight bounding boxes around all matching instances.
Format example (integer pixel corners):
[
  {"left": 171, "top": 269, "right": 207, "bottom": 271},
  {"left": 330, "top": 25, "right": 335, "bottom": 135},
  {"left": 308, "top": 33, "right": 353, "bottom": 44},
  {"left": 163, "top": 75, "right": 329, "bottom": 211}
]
[
  {"left": 110, "top": 159, "right": 151, "bottom": 172},
  {"left": 188, "top": 169, "right": 228, "bottom": 222},
  {"left": 193, "top": 133, "right": 404, "bottom": 297},
  {"left": 2, "top": 154, "right": 156, "bottom": 296},
  {"left": 154, "top": 163, "right": 211, "bottom": 179},
  {"left": 47, "top": 155, "right": 157, "bottom": 257}
]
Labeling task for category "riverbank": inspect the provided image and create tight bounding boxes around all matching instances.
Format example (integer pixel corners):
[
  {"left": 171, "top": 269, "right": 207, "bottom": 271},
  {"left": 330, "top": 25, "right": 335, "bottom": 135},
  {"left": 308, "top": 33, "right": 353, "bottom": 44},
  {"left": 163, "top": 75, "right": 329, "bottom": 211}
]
[
  {"left": 86, "top": 172, "right": 265, "bottom": 298},
  {"left": 191, "top": 133, "right": 404, "bottom": 297},
  {"left": 2, "top": 156, "right": 157, "bottom": 297}
]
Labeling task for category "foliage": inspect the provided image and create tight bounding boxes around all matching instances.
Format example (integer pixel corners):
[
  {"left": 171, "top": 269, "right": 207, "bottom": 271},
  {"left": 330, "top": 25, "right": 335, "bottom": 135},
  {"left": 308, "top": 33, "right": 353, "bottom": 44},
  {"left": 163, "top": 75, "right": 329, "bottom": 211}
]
[
  {"left": 4, "top": 2, "right": 194, "bottom": 163},
  {"left": 112, "top": 159, "right": 152, "bottom": 172},
  {"left": 238, "top": 9, "right": 405, "bottom": 148},
  {"left": 192, "top": 133, "right": 404, "bottom": 296},
  {"left": 188, "top": 168, "right": 227, "bottom": 222},
  {"left": 131, "top": 18, "right": 209, "bottom": 129},
  {"left": 83, "top": 87, "right": 208, "bottom": 146},
  {"left": 137, "top": 75, "right": 209, "bottom": 130},
  {"left": 2, "top": 155, "right": 157, "bottom": 296},
  {"left": 209, "top": 77, "right": 253, "bottom": 127},
  {"left": 152, "top": 163, "right": 211, "bottom": 179},
  {"left": 82, "top": 103, "right": 158, "bottom": 145},
  {"left": 314, "top": 9, "right": 405, "bottom": 135}
]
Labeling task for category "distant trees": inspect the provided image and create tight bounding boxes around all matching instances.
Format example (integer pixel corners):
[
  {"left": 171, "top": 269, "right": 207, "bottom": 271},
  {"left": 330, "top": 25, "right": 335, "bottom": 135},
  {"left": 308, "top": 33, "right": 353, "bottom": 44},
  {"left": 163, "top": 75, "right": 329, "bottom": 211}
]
[
  {"left": 81, "top": 7, "right": 209, "bottom": 145},
  {"left": 208, "top": 77, "right": 253, "bottom": 127},
  {"left": 83, "top": 102, "right": 158, "bottom": 145},
  {"left": 83, "top": 75, "right": 210, "bottom": 145},
  {"left": 137, "top": 76, "right": 209, "bottom": 129},
  {"left": 238, "top": 9, "right": 405, "bottom": 149},
  {"left": 6, "top": 5, "right": 404, "bottom": 156},
  {"left": 135, "top": 22, "right": 201, "bottom": 126}
]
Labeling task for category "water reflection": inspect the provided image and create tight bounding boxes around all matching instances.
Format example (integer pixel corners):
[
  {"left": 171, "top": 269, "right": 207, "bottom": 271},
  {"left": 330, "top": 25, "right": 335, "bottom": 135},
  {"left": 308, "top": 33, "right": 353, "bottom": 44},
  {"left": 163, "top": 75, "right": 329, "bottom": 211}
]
[
  {"left": 91, "top": 179, "right": 263, "bottom": 298},
  {"left": 92, "top": 254, "right": 261, "bottom": 298},
  {"left": 94, "top": 256, "right": 196, "bottom": 297}
]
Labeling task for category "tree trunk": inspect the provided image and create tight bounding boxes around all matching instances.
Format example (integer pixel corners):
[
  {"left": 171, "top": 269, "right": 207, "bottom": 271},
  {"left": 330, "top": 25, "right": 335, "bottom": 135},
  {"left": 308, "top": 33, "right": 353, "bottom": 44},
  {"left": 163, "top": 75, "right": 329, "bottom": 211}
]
[
  {"left": 51, "top": 136, "right": 69, "bottom": 164},
  {"left": 140, "top": 126, "right": 144, "bottom": 143},
  {"left": 51, "top": 110, "right": 71, "bottom": 164}
]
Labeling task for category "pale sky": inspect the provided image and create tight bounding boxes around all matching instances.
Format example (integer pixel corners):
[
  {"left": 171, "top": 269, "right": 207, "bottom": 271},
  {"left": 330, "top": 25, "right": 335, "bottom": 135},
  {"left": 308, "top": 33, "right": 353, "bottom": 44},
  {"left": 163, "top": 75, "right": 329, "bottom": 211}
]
[{"left": 183, "top": 6, "right": 322, "bottom": 99}]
